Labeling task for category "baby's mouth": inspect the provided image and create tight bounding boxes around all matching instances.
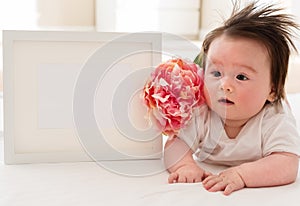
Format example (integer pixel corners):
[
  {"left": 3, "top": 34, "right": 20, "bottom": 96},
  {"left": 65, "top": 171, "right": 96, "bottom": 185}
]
[{"left": 218, "top": 98, "right": 234, "bottom": 104}]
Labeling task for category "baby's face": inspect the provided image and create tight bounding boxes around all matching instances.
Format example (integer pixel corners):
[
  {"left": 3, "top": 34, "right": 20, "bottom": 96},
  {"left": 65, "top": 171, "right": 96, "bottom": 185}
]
[{"left": 203, "top": 34, "right": 274, "bottom": 125}]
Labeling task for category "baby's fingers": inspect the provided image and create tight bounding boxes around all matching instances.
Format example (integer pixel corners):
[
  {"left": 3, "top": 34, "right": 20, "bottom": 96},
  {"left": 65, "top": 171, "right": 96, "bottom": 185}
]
[
  {"left": 223, "top": 183, "right": 241, "bottom": 196},
  {"left": 177, "top": 175, "right": 187, "bottom": 183},
  {"left": 202, "top": 174, "right": 218, "bottom": 185},
  {"left": 202, "top": 175, "right": 224, "bottom": 191},
  {"left": 203, "top": 171, "right": 213, "bottom": 180},
  {"left": 202, "top": 175, "right": 243, "bottom": 195},
  {"left": 193, "top": 175, "right": 204, "bottom": 183},
  {"left": 168, "top": 172, "right": 179, "bottom": 183}
]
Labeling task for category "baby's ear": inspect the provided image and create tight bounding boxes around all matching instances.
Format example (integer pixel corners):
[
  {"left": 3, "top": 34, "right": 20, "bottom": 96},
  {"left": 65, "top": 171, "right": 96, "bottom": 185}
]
[{"left": 267, "top": 89, "right": 276, "bottom": 103}]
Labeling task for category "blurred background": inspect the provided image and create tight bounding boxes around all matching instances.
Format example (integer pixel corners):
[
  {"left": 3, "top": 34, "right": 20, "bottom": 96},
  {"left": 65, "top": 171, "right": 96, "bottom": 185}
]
[{"left": 1, "top": 0, "right": 299, "bottom": 72}]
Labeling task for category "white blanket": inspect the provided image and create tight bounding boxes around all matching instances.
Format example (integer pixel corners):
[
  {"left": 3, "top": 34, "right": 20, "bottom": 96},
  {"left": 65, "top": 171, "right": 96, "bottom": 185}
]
[{"left": 0, "top": 159, "right": 300, "bottom": 206}]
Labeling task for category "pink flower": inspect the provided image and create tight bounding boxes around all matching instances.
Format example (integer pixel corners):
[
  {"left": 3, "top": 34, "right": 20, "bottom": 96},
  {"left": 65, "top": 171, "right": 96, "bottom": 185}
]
[{"left": 143, "top": 58, "right": 205, "bottom": 137}]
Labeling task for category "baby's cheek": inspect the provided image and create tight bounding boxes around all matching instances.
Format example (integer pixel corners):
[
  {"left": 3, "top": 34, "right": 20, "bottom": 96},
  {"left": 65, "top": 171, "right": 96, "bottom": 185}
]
[{"left": 203, "top": 86, "right": 212, "bottom": 107}]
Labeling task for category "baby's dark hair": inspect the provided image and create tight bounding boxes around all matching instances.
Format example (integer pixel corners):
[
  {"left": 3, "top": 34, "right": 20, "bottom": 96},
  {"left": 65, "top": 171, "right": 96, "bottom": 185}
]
[{"left": 195, "top": 1, "right": 299, "bottom": 106}]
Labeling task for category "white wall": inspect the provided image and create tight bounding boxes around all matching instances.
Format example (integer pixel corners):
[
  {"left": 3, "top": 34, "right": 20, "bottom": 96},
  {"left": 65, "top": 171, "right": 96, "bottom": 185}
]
[
  {"left": 96, "top": 0, "right": 201, "bottom": 39},
  {"left": 199, "top": 0, "right": 293, "bottom": 40},
  {"left": 37, "top": 0, "right": 95, "bottom": 27},
  {"left": 199, "top": 0, "right": 233, "bottom": 39},
  {"left": 0, "top": 0, "right": 95, "bottom": 29}
]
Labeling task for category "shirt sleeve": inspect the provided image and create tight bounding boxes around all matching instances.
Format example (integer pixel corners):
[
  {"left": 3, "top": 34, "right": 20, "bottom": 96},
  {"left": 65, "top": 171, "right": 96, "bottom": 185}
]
[
  {"left": 177, "top": 105, "right": 209, "bottom": 152},
  {"left": 262, "top": 102, "right": 300, "bottom": 157}
]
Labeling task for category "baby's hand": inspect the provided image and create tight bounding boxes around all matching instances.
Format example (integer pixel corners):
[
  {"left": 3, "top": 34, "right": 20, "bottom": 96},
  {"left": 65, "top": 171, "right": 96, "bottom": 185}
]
[
  {"left": 168, "top": 164, "right": 210, "bottom": 183},
  {"left": 202, "top": 167, "right": 245, "bottom": 195}
]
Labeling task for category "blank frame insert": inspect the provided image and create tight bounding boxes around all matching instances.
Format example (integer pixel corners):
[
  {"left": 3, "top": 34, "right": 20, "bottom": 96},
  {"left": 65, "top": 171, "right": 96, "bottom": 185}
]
[{"left": 3, "top": 30, "right": 162, "bottom": 164}]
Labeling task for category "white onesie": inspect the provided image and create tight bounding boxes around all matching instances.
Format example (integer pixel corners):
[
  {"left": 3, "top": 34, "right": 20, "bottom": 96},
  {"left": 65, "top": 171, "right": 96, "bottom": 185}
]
[{"left": 178, "top": 101, "right": 300, "bottom": 166}]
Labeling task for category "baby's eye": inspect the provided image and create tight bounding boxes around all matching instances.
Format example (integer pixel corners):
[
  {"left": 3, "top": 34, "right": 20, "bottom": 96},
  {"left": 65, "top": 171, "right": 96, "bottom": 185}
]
[
  {"left": 211, "top": 71, "right": 221, "bottom": 77},
  {"left": 236, "top": 74, "right": 249, "bottom": 81}
]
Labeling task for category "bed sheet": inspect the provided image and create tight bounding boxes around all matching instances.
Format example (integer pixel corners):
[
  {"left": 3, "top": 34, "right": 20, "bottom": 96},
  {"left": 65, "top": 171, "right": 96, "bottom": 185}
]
[{"left": 0, "top": 160, "right": 299, "bottom": 206}]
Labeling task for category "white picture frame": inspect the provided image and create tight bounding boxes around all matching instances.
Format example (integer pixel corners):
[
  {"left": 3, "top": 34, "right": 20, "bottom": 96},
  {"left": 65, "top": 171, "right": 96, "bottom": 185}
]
[{"left": 3, "top": 30, "right": 163, "bottom": 164}]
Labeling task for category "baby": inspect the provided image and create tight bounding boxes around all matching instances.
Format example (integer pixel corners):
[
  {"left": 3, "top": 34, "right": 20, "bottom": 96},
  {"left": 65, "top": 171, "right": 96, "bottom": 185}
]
[{"left": 164, "top": 1, "right": 300, "bottom": 195}]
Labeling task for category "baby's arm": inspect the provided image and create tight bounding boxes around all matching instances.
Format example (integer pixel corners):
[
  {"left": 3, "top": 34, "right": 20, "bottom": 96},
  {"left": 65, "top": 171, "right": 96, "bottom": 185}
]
[
  {"left": 237, "top": 152, "right": 298, "bottom": 186},
  {"left": 203, "top": 152, "right": 299, "bottom": 195},
  {"left": 164, "top": 137, "right": 209, "bottom": 183}
]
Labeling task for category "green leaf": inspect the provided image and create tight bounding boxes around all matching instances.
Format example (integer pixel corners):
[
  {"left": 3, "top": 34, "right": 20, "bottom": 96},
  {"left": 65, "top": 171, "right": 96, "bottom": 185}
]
[{"left": 193, "top": 52, "right": 203, "bottom": 68}]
